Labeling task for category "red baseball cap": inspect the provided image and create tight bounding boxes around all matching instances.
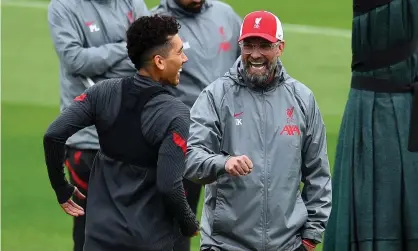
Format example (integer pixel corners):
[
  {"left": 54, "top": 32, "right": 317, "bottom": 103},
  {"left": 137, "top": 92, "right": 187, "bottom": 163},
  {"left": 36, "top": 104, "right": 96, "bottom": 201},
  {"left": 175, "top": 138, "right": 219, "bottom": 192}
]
[{"left": 238, "top": 11, "right": 283, "bottom": 43}]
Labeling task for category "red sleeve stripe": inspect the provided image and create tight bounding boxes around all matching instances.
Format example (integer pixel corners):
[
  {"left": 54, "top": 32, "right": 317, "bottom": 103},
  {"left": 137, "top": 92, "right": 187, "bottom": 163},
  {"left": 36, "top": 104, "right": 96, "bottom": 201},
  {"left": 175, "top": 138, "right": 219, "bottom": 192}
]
[
  {"left": 172, "top": 132, "right": 187, "bottom": 154},
  {"left": 74, "top": 93, "right": 87, "bottom": 101}
]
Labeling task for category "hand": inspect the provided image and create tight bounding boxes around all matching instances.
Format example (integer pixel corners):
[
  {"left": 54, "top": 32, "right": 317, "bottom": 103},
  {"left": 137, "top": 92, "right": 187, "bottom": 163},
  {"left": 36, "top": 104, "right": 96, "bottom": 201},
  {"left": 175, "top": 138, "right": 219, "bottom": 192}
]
[
  {"left": 225, "top": 155, "right": 253, "bottom": 176},
  {"left": 60, "top": 187, "right": 86, "bottom": 217},
  {"left": 302, "top": 240, "right": 316, "bottom": 251}
]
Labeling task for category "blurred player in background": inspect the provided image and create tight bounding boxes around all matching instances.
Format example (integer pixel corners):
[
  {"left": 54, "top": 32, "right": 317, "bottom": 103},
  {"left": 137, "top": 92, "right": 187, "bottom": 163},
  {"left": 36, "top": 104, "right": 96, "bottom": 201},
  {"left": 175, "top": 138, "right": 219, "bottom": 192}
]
[
  {"left": 47, "top": 0, "right": 149, "bottom": 250},
  {"left": 152, "top": 1, "right": 241, "bottom": 249}
]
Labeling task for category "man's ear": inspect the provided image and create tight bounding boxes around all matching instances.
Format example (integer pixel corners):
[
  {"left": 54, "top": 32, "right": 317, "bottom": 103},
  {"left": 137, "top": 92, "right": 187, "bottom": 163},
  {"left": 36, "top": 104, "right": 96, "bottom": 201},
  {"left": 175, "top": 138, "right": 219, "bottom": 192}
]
[
  {"left": 153, "top": 55, "right": 165, "bottom": 71},
  {"left": 277, "top": 40, "right": 285, "bottom": 56}
]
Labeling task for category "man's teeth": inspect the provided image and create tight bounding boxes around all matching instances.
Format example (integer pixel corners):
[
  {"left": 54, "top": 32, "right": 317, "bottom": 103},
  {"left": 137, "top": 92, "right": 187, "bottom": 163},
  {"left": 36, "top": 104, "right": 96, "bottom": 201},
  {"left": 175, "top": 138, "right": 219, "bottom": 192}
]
[
  {"left": 250, "top": 62, "right": 265, "bottom": 69},
  {"left": 178, "top": 68, "right": 182, "bottom": 72}
]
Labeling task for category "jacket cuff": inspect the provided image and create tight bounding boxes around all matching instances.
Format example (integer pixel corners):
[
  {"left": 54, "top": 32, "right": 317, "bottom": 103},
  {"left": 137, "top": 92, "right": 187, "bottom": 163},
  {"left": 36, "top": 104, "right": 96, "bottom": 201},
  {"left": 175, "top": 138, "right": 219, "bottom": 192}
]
[
  {"left": 54, "top": 183, "right": 75, "bottom": 204},
  {"left": 302, "top": 229, "right": 322, "bottom": 244},
  {"left": 214, "top": 154, "right": 230, "bottom": 176}
]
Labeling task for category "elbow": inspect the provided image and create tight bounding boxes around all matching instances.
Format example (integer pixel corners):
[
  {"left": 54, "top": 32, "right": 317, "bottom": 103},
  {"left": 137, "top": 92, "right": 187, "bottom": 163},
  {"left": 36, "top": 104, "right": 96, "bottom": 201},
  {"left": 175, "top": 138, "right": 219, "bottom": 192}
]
[
  {"left": 43, "top": 129, "right": 57, "bottom": 143},
  {"left": 43, "top": 132, "right": 57, "bottom": 151},
  {"left": 156, "top": 180, "right": 178, "bottom": 196},
  {"left": 184, "top": 166, "right": 216, "bottom": 185},
  {"left": 43, "top": 126, "right": 66, "bottom": 146},
  {"left": 64, "top": 58, "right": 89, "bottom": 76},
  {"left": 184, "top": 161, "right": 203, "bottom": 184},
  {"left": 61, "top": 50, "right": 83, "bottom": 74},
  {"left": 43, "top": 133, "right": 52, "bottom": 147},
  {"left": 156, "top": 182, "right": 169, "bottom": 195},
  {"left": 62, "top": 52, "right": 98, "bottom": 76},
  {"left": 184, "top": 175, "right": 211, "bottom": 185},
  {"left": 183, "top": 168, "right": 204, "bottom": 185}
]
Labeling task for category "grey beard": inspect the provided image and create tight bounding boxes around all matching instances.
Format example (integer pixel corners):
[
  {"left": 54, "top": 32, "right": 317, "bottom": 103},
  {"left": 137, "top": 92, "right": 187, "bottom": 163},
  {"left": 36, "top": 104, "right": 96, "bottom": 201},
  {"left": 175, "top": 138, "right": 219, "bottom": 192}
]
[{"left": 244, "top": 57, "right": 278, "bottom": 86}]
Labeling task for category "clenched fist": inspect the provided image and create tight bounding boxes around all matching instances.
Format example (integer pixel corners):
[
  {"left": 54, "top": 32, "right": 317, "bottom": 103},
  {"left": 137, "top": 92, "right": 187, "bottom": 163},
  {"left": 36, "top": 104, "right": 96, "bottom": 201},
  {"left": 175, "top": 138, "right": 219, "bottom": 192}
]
[{"left": 225, "top": 155, "right": 253, "bottom": 176}]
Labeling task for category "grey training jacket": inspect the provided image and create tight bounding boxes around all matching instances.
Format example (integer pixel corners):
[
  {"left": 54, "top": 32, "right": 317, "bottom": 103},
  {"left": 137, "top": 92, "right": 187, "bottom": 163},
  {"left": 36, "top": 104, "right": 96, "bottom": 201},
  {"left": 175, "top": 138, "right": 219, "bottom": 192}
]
[
  {"left": 185, "top": 57, "right": 332, "bottom": 251},
  {"left": 151, "top": 0, "right": 241, "bottom": 108},
  {"left": 47, "top": 0, "right": 149, "bottom": 150}
]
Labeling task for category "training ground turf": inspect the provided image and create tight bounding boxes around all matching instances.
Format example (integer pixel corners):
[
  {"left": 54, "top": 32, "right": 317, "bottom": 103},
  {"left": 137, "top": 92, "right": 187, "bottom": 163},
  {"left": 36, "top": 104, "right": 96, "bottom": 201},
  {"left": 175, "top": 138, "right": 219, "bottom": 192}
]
[{"left": 1, "top": 0, "right": 351, "bottom": 250}]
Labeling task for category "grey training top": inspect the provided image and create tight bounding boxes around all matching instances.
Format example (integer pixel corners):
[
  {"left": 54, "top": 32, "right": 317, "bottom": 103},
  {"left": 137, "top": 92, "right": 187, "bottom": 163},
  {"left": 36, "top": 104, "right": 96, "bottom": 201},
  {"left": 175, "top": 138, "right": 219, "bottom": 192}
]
[{"left": 43, "top": 73, "right": 198, "bottom": 250}]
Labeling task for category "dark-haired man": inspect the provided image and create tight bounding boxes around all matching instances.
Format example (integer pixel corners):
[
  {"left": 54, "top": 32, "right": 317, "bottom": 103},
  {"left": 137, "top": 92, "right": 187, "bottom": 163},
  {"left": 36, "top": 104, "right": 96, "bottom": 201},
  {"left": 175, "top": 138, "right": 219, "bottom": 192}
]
[
  {"left": 151, "top": 1, "right": 241, "bottom": 249},
  {"left": 47, "top": 1, "right": 149, "bottom": 250},
  {"left": 43, "top": 15, "right": 199, "bottom": 251}
]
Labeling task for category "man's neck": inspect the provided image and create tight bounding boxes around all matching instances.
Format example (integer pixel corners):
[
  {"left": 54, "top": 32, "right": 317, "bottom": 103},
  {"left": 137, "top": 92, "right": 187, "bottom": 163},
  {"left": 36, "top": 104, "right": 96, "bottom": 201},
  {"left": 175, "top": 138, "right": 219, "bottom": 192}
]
[{"left": 138, "top": 68, "right": 160, "bottom": 83}]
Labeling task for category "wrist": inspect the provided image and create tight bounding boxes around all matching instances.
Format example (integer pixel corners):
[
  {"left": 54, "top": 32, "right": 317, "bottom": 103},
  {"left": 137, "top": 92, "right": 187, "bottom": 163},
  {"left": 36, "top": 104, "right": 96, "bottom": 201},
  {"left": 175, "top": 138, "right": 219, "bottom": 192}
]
[
  {"left": 55, "top": 183, "right": 74, "bottom": 204},
  {"left": 214, "top": 153, "right": 230, "bottom": 176}
]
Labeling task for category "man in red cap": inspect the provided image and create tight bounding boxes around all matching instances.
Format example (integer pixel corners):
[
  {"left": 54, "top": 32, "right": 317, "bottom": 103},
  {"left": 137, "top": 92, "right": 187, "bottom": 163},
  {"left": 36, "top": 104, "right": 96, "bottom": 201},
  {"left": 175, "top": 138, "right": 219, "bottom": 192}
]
[{"left": 185, "top": 10, "right": 332, "bottom": 251}]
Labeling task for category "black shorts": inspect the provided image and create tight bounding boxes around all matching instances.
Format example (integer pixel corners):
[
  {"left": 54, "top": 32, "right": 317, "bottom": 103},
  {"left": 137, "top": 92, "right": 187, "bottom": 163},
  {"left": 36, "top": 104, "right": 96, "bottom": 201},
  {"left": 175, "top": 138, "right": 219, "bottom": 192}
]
[{"left": 64, "top": 147, "right": 97, "bottom": 192}]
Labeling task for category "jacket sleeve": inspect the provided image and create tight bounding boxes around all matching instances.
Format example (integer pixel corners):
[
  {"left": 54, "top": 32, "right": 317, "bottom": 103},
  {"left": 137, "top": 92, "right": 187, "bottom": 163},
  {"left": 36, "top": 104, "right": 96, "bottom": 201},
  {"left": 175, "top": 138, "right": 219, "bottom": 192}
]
[
  {"left": 47, "top": 1, "right": 128, "bottom": 77},
  {"left": 43, "top": 85, "right": 99, "bottom": 204},
  {"left": 156, "top": 113, "right": 199, "bottom": 236},
  {"left": 300, "top": 93, "right": 332, "bottom": 243},
  {"left": 140, "top": 96, "right": 199, "bottom": 236},
  {"left": 185, "top": 88, "right": 229, "bottom": 185}
]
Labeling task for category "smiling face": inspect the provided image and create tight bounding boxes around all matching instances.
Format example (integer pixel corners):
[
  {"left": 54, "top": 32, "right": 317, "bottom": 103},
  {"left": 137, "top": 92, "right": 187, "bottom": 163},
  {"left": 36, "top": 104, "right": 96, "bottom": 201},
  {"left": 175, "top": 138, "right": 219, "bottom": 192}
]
[
  {"left": 240, "top": 37, "right": 285, "bottom": 86},
  {"left": 152, "top": 34, "right": 188, "bottom": 86}
]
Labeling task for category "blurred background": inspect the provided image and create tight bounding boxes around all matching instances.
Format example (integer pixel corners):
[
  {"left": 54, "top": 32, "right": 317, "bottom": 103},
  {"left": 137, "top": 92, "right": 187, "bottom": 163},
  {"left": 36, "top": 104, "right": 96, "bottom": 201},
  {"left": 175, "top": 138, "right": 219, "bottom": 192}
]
[{"left": 1, "top": 0, "right": 352, "bottom": 250}]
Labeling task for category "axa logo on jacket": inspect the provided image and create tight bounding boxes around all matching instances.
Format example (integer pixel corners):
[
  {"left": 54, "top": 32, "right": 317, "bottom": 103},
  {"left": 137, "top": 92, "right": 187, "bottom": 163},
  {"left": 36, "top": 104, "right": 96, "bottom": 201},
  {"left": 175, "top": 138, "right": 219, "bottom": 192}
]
[{"left": 280, "top": 106, "right": 301, "bottom": 135}]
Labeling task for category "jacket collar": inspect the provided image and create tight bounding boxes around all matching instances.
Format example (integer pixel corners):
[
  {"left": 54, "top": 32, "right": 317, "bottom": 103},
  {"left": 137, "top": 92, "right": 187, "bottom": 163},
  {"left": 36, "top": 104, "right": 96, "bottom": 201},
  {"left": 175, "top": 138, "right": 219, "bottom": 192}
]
[{"left": 133, "top": 72, "right": 166, "bottom": 89}]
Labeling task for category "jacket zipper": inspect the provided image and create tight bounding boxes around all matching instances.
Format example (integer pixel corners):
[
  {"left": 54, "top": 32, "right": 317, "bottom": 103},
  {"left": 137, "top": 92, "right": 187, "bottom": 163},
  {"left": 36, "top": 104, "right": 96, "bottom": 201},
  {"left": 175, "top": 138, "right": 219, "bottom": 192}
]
[{"left": 262, "top": 90, "right": 268, "bottom": 251}]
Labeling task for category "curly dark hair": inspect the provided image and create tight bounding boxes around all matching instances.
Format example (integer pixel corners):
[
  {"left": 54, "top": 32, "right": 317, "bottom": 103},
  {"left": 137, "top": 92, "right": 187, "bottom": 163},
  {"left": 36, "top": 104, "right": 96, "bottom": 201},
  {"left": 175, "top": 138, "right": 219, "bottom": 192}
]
[{"left": 126, "top": 15, "right": 181, "bottom": 70}]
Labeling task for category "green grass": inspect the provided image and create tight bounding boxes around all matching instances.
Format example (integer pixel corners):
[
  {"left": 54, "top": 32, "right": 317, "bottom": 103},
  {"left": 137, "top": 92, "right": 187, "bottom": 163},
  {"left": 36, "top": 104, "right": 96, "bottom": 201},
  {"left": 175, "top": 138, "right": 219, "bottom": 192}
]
[{"left": 1, "top": 0, "right": 352, "bottom": 250}]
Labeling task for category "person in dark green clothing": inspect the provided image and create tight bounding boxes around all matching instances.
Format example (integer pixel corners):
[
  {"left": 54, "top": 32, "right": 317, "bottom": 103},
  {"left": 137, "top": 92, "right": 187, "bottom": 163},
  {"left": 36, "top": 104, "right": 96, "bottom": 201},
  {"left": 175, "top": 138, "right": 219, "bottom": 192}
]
[{"left": 323, "top": 0, "right": 418, "bottom": 250}]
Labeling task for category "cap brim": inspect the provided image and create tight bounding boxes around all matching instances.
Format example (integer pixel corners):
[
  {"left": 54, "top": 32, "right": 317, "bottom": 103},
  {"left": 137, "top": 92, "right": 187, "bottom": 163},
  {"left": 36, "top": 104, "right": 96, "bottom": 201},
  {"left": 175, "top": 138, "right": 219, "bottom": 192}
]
[{"left": 238, "top": 33, "right": 278, "bottom": 43}]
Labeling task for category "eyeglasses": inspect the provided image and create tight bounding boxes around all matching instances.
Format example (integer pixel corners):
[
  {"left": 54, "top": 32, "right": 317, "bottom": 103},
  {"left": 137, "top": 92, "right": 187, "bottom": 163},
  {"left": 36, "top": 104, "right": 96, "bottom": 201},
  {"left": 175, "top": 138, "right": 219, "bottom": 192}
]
[{"left": 239, "top": 41, "right": 280, "bottom": 55}]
